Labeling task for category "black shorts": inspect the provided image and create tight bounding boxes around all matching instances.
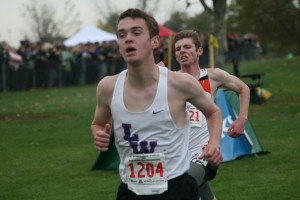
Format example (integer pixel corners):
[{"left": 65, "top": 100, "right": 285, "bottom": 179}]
[
  {"left": 116, "top": 173, "right": 199, "bottom": 200},
  {"left": 204, "top": 163, "right": 218, "bottom": 182},
  {"left": 190, "top": 154, "right": 219, "bottom": 182}
]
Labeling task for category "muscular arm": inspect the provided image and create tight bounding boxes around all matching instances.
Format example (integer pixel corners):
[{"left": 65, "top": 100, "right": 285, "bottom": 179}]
[
  {"left": 170, "top": 72, "right": 223, "bottom": 165},
  {"left": 209, "top": 68, "right": 250, "bottom": 137},
  {"left": 91, "top": 76, "right": 116, "bottom": 151},
  {"left": 187, "top": 79, "right": 223, "bottom": 165},
  {"left": 188, "top": 92, "right": 222, "bottom": 148}
]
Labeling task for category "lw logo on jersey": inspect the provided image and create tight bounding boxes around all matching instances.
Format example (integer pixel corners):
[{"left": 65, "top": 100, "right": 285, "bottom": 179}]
[{"left": 122, "top": 123, "right": 157, "bottom": 154}]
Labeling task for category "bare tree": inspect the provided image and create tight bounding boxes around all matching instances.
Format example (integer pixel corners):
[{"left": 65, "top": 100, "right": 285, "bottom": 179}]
[
  {"left": 21, "top": 0, "right": 82, "bottom": 43},
  {"left": 92, "top": 0, "right": 159, "bottom": 30},
  {"left": 137, "top": 0, "right": 160, "bottom": 14},
  {"left": 137, "top": 0, "right": 148, "bottom": 10},
  {"left": 187, "top": 0, "right": 228, "bottom": 68},
  {"left": 92, "top": 0, "right": 113, "bottom": 21}
]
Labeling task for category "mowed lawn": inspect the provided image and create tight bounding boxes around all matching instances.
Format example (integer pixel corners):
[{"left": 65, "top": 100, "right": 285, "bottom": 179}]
[{"left": 0, "top": 56, "right": 300, "bottom": 200}]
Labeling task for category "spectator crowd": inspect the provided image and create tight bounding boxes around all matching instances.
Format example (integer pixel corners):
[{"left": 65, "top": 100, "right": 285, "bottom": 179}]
[
  {"left": 0, "top": 31, "right": 261, "bottom": 92},
  {"left": 0, "top": 40, "right": 127, "bottom": 92}
]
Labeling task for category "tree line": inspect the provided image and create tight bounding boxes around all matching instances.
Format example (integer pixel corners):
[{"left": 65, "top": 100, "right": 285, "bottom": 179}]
[{"left": 16, "top": 0, "right": 300, "bottom": 61}]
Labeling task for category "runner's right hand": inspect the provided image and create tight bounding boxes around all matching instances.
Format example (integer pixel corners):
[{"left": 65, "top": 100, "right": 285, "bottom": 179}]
[{"left": 94, "top": 124, "right": 111, "bottom": 152}]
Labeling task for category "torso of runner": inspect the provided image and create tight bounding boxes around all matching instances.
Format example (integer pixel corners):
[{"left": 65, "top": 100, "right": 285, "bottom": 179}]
[
  {"left": 187, "top": 69, "right": 212, "bottom": 162},
  {"left": 111, "top": 66, "right": 191, "bottom": 195}
]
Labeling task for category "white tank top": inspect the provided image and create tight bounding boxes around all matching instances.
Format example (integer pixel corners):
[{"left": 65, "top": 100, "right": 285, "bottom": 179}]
[
  {"left": 187, "top": 69, "right": 211, "bottom": 157},
  {"left": 111, "top": 66, "right": 190, "bottom": 183}
]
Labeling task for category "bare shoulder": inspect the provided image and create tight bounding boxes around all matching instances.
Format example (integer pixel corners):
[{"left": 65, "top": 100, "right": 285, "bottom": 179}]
[
  {"left": 96, "top": 74, "right": 119, "bottom": 102},
  {"left": 168, "top": 70, "right": 205, "bottom": 102},
  {"left": 168, "top": 70, "right": 197, "bottom": 90},
  {"left": 207, "top": 68, "right": 232, "bottom": 84},
  {"left": 207, "top": 68, "right": 229, "bottom": 79},
  {"left": 207, "top": 68, "right": 248, "bottom": 93}
]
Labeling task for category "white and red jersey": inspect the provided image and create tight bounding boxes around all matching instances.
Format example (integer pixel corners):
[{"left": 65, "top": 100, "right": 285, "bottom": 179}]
[
  {"left": 111, "top": 66, "right": 191, "bottom": 184},
  {"left": 187, "top": 69, "right": 211, "bottom": 158}
]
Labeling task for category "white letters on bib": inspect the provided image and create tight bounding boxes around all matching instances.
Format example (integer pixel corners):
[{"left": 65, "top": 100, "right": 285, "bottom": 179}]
[{"left": 125, "top": 153, "right": 168, "bottom": 195}]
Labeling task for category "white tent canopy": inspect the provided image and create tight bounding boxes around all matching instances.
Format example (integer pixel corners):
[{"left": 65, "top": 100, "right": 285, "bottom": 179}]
[{"left": 64, "top": 25, "right": 117, "bottom": 46}]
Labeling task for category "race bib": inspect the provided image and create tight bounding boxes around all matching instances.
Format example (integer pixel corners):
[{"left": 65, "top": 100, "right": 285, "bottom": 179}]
[
  {"left": 125, "top": 153, "right": 168, "bottom": 195},
  {"left": 188, "top": 106, "right": 203, "bottom": 128}
]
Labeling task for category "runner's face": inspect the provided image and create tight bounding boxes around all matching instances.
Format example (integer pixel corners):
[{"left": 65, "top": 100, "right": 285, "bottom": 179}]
[
  {"left": 175, "top": 38, "right": 201, "bottom": 66},
  {"left": 117, "top": 18, "right": 156, "bottom": 64}
]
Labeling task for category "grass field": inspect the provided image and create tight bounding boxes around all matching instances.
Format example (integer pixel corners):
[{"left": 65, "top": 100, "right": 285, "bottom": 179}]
[{"left": 1, "top": 56, "right": 300, "bottom": 199}]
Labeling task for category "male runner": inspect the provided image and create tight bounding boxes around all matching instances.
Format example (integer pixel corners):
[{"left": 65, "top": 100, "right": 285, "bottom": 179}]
[
  {"left": 91, "top": 10, "right": 223, "bottom": 200},
  {"left": 174, "top": 30, "right": 250, "bottom": 200}
]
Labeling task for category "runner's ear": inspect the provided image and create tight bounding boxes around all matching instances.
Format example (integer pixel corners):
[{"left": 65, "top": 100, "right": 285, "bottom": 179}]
[
  {"left": 151, "top": 35, "right": 160, "bottom": 49},
  {"left": 197, "top": 47, "right": 203, "bottom": 56}
]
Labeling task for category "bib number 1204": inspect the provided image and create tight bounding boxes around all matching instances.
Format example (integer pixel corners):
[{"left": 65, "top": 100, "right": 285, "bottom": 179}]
[
  {"left": 128, "top": 162, "right": 164, "bottom": 178},
  {"left": 125, "top": 154, "right": 168, "bottom": 195}
]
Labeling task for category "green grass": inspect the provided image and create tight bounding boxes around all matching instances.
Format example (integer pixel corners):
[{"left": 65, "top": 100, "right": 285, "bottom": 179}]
[
  {"left": 0, "top": 86, "right": 120, "bottom": 200},
  {"left": 1, "top": 56, "right": 300, "bottom": 199}
]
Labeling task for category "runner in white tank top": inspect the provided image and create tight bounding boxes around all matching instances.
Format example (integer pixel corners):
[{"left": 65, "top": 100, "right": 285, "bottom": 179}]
[
  {"left": 174, "top": 30, "right": 250, "bottom": 200},
  {"left": 91, "top": 10, "right": 223, "bottom": 199},
  {"left": 112, "top": 67, "right": 190, "bottom": 185},
  {"left": 188, "top": 69, "right": 211, "bottom": 160}
]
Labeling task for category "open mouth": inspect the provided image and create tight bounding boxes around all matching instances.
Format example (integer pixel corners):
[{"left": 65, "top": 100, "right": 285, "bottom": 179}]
[
  {"left": 180, "top": 56, "right": 188, "bottom": 61},
  {"left": 125, "top": 47, "right": 136, "bottom": 53}
]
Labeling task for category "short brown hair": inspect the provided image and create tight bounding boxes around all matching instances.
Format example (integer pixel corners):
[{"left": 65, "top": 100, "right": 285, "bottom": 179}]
[
  {"left": 117, "top": 8, "right": 159, "bottom": 38},
  {"left": 174, "top": 30, "right": 202, "bottom": 49}
]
